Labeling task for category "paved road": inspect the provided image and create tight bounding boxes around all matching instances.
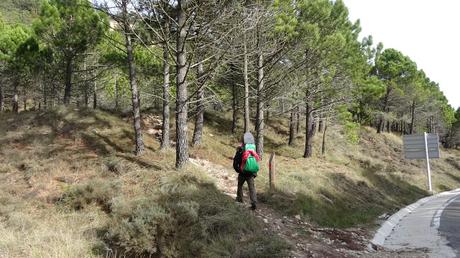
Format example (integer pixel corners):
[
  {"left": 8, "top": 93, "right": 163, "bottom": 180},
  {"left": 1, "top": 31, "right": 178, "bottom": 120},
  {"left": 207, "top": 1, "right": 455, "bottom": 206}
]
[
  {"left": 382, "top": 190, "right": 460, "bottom": 258},
  {"left": 439, "top": 195, "right": 460, "bottom": 257}
]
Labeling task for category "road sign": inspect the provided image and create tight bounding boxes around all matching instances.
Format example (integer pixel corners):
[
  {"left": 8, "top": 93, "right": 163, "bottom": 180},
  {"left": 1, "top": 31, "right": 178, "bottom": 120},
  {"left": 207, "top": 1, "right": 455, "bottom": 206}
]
[
  {"left": 403, "top": 134, "right": 440, "bottom": 160},
  {"left": 403, "top": 133, "right": 440, "bottom": 193}
]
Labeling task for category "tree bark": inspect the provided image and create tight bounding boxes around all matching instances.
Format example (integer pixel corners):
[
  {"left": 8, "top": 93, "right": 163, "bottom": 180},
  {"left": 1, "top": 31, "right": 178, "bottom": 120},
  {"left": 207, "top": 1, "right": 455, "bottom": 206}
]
[
  {"left": 377, "top": 87, "right": 391, "bottom": 133},
  {"left": 318, "top": 115, "right": 323, "bottom": 133},
  {"left": 288, "top": 106, "right": 297, "bottom": 146},
  {"left": 0, "top": 84, "right": 3, "bottom": 112},
  {"left": 231, "top": 82, "right": 238, "bottom": 134},
  {"left": 114, "top": 75, "right": 119, "bottom": 110},
  {"left": 255, "top": 53, "right": 264, "bottom": 159},
  {"left": 303, "top": 101, "right": 316, "bottom": 158},
  {"left": 123, "top": 0, "right": 144, "bottom": 156},
  {"left": 160, "top": 31, "right": 170, "bottom": 150},
  {"left": 93, "top": 81, "right": 97, "bottom": 109},
  {"left": 243, "top": 35, "right": 250, "bottom": 133},
  {"left": 409, "top": 100, "right": 416, "bottom": 134},
  {"left": 321, "top": 118, "right": 328, "bottom": 156},
  {"left": 63, "top": 57, "right": 73, "bottom": 105},
  {"left": 23, "top": 94, "right": 27, "bottom": 111},
  {"left": 175, "top": 1, "right": 189, "bottom": 169},
  {"left": 296, "top": 110, "right": 300, "bottom": 134},
  {"left": 12, "top": 78, "right": 19, "bottom": 113},
  {"left": 192, "top": 62, "right": 205, "bottom": 146}
]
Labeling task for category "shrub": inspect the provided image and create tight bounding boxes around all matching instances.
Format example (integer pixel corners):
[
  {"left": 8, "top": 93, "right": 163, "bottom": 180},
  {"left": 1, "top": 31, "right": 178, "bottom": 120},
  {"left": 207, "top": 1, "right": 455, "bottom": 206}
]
[
  {"left": 104, "top": 156, "right": 123, "bottom": 174},
  {"left": 103, "top": 173, "right": 289, "bottom": 258},
  {"left": 57, "top": 179, "right": 119, "bottom": 212}
]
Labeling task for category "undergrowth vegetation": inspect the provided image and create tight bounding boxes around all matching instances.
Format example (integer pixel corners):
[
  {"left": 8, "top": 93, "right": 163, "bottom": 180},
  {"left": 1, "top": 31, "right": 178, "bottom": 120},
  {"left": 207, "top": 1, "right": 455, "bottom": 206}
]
[
  {"left": 0, "top": 108, "right": 289, "bottom": 257},
  {"left": 0, "top": 108, "right": 458, "bottom": 256}
]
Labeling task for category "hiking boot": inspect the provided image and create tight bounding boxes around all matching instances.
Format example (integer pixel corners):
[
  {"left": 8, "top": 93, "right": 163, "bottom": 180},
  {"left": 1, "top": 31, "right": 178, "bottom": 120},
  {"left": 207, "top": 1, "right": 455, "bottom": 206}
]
[{"left": 251, "top": 203, "right": 257, "bottom": 210}]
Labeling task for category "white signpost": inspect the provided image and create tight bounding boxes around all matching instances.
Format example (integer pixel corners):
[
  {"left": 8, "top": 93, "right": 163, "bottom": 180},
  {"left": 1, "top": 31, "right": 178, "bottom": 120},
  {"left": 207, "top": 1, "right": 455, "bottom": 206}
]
[{"left": 403, "top": 133, "right": 440, "bottom": 192}]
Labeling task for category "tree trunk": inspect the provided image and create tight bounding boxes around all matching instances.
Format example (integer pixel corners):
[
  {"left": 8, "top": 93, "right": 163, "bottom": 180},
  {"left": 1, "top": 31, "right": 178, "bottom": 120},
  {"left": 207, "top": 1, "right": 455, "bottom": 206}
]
[
  {"left": 93, "top": 81, "right": 97, "bottom": 109},
  {"left": 255, "top": 53, "right": 264, "bottom": 159},
  {"left": 114, "top": 75, "right": 119, "bottom": 110},
  {"left": 303, "top": 101, "right": 316, "bottom": 158},
  {"left": 12, "top": 79, "right": 19, "bottom": 113},
  {"left": 175, "top": 1, "right": 189, "bottom": 169},
  {"left": 321, "top": 118, "right": 328, "bottom": 156},
  {"left": 296, "top": 110, "right": 300, "bottom": 133},
  {"left": 288, "top": 107, "right": 296, "bottom": 146},
  {"left": 84, "top": 86, "right": 89, "bottom": 108},
  {"left": 231, "top": 82, "right": 238, "bottom": 134},
  {"left": 123, "top": 2, "right": 144, "bottom": 156},
  {"left": 243, "top": 36, "right": 250, "bottom": 133},
  {"left": 63, "top": 57, "right": 73, "bottom": 105},
  {"left": 0, "top": 84, "right": 3, "bottom": 112},
  {"left": 160, "top": 32, "right": 170, "bottom": 150},
  {"left": 377, "top": 87, "right": 391, "bottom": 133},
  {"left": 318, "top": 115, "right": 323, "bottom": 133},
  {"left": 192, "top": 62, "right": 205, "bottom": 146},
  {"left": 23, "top": 95, "right": 27, "bottom": 111}
]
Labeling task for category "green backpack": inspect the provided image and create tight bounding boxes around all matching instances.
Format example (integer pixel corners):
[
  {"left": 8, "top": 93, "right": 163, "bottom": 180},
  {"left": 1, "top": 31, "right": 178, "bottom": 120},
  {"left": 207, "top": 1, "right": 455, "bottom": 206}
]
[{"left": 242, "top": 144, "right": 260, "bottom": 174}]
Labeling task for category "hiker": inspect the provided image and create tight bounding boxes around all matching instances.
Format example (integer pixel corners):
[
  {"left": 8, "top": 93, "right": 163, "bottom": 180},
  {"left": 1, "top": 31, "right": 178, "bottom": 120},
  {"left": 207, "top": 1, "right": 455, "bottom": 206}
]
[{"left": 233, "top": 132, "right": 260, "bottom": 210}]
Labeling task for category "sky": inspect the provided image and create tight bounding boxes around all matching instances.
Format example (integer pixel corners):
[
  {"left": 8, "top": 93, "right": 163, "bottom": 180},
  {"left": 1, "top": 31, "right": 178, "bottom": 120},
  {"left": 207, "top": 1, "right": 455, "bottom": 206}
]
[{"left": 342, "top": 0, "right": 460, "bottom": 110}]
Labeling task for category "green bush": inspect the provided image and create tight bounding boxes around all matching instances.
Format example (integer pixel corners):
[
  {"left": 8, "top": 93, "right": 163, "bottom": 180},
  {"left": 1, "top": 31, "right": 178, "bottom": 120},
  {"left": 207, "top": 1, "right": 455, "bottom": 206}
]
[
  {"left": 57, "top": 179, "right": 119, "bottom": 212},
  {"left": 103, "top": 173, "right": 289, "bottom": 258}
]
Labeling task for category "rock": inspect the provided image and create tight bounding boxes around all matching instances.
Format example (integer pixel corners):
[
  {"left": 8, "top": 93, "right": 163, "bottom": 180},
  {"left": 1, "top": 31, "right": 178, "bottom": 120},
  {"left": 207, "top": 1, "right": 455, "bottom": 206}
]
[
  {"left": 263, "top": 218, "right": 269, "bottom": 224},
  {"left": 378, "top": 213, "right": 388, "bottom": 219},
  {"left": 295, "top": 215, "right": 301, "bottom": 220}
]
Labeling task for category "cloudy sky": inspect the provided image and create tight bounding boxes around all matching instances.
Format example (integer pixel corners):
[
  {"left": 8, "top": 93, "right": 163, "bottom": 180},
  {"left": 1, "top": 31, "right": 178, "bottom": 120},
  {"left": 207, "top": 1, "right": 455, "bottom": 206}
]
[{"left": 343, "top": 0, "right": 460, "bottom": 109}]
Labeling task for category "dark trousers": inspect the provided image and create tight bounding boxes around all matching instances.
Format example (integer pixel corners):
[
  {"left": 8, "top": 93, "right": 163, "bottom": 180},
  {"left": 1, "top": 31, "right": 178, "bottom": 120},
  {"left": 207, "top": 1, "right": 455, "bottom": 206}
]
[{"left": 236, "top": 174, "right": 257, "bottom": 205}]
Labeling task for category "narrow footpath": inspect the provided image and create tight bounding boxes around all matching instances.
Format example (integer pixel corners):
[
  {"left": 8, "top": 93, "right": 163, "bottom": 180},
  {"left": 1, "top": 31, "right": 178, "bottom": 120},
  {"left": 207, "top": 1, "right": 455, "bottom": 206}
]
[{"left": 190, "top": 158, "right": 428, "bottom": 258}]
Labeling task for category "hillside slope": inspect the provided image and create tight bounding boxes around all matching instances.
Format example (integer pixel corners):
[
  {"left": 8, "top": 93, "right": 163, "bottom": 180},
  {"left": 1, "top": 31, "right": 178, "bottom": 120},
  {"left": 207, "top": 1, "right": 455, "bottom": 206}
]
[{"left": 0, "top": 108, "right": 458, "bottom": 257}]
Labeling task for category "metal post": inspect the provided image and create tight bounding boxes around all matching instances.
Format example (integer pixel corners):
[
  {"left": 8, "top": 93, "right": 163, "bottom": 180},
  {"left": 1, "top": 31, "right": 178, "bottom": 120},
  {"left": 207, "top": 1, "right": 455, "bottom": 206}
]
[{"left": 424, "top": 132, "right": 432, "bottom": 192}]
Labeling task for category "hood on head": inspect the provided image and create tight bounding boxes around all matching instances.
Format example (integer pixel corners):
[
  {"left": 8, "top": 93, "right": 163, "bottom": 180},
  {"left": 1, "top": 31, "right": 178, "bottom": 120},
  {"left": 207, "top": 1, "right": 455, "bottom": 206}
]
[{"left": 243, "top": 132, "right": 255, "bottom": 144}]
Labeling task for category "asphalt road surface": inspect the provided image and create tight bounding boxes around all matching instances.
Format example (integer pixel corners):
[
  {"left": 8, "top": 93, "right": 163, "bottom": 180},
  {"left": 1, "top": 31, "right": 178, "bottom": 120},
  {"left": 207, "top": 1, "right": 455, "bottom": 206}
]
[
  {"left": 439, "top": 195, "right": 460, "bottom": 257},
  {"left": 382, "top": 190, "right": 460, "bottom": 258}
]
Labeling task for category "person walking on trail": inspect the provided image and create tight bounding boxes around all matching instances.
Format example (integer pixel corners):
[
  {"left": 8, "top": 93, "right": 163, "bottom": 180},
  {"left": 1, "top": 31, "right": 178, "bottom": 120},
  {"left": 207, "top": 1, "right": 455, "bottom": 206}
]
[{"left": 233, "top": 132, "right": 260, "bottom": 210}]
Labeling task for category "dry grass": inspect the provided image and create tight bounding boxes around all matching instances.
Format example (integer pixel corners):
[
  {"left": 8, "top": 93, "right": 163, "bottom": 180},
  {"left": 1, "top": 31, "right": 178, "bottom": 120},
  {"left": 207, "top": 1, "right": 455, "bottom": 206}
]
[
  {"left": 193, "top": 111, "right": 460, "bottom": 227},
  {"left": 0, "top": 108, "right": 288, "bottom": 257}
]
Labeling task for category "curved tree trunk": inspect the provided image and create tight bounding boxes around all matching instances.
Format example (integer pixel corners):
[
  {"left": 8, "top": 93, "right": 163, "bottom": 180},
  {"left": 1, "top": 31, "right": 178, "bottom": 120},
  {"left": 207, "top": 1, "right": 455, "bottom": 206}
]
[
  {"left": 123, "top": 1, "right": 144, "bottom": 156},
  {"left": 175, "top": 1, "right": 189, "bottom": 169},
  {"left": 160, "top": 34, "right": 171, "bottom": 150},
  {"left": 192, "top": 62, "right": 205, "bottom": 146},
  {"left": 255, "top": 53, "right": 264, "bottom": 159}
]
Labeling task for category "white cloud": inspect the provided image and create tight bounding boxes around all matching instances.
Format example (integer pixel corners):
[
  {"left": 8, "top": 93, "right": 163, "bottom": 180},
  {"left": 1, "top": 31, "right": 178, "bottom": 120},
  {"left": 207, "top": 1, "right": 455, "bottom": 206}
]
[{"left": 343, "top": 0, "right": 460, "bottom": 109}]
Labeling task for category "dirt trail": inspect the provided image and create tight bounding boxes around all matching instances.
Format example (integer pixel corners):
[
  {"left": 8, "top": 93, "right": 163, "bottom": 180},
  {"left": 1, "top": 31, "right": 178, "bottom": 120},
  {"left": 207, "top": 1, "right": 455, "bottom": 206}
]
[
  {"left": 189, "top": 158, "right": 429, "bottom": 258},
  {"left": 189, "top": 158, "right": 378, "bottom": 258}
]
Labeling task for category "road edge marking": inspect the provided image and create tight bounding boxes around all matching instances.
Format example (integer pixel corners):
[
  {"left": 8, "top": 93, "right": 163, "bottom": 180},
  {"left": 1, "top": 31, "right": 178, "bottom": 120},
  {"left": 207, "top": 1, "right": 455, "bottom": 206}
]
[{"left": 370, "top": 188, "right": 460, "bottom": 248}]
